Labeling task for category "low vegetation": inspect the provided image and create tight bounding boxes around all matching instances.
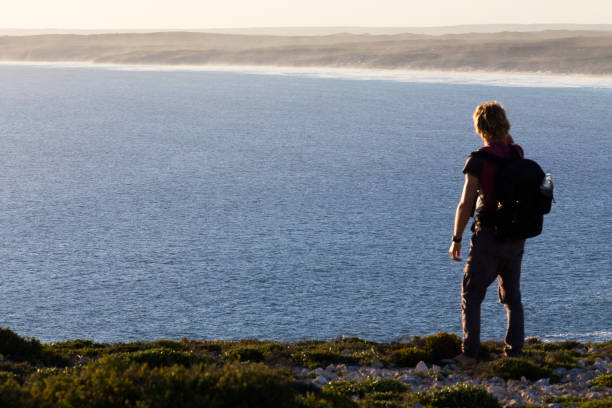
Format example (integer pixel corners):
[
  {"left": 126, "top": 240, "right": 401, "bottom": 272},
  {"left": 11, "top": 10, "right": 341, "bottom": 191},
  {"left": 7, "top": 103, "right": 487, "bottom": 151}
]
[
  {"left": 480, "top": 357, "right": 553, "bottom": 381},
  {"left": 0, "top": 327, "right": 609, "bottom": 407},
  {"left": 413, "top": 384, "right": 501, "bottom": 408},
  {"left": 542, "top": 396, "right": 612, "bottom": 408}
]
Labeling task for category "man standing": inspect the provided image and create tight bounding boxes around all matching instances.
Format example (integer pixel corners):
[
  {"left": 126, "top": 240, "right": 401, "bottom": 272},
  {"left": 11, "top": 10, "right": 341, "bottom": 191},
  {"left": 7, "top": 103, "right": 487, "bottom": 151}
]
[{"left": 449, "top": 102, "right": 526, "bottom": 365}]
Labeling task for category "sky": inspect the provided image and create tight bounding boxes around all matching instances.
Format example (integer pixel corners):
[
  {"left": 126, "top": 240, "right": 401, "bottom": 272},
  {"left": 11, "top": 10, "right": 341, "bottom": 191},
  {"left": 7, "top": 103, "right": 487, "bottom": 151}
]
[{"left": 2, "top": 0, "right": 611, "bottom": 29}]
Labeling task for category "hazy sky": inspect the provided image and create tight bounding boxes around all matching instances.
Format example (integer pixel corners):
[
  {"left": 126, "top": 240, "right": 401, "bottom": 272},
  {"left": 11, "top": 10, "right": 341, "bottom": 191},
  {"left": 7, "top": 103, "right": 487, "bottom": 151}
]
[{"left": 3, "top": 0, "right": 611, "bottom": 29}]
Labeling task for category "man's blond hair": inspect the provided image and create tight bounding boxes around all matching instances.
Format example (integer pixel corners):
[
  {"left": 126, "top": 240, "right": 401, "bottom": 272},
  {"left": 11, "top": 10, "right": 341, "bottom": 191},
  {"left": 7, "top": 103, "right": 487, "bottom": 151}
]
[{"left": 473, "top": 102, "right": 511, "bottom": 142}]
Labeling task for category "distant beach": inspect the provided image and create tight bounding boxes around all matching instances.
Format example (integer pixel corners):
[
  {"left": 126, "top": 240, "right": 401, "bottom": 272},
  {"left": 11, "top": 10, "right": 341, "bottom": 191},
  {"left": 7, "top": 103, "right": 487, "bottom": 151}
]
[{"left": 3, "top": 61, "right": 612, "bottom": 89}]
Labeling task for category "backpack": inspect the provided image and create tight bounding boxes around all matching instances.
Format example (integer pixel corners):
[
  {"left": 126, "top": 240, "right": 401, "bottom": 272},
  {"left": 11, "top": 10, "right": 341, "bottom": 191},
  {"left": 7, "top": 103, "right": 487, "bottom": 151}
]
[{"left": 470, "top": 146, "right": 553, "bottom": 240}]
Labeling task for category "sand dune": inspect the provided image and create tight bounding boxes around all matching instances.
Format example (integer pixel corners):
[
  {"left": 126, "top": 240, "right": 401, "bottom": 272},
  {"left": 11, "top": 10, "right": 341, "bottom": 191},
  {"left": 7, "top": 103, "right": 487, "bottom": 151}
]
[{"left": 1, "top": 30, "right": 612, "bottom": 75}]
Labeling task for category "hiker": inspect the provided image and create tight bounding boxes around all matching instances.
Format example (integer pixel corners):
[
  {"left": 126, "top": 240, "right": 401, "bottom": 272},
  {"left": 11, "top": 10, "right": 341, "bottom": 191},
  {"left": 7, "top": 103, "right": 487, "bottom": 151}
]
[{"left": 449, "top": 101, "right": 526, "bottom": 365}]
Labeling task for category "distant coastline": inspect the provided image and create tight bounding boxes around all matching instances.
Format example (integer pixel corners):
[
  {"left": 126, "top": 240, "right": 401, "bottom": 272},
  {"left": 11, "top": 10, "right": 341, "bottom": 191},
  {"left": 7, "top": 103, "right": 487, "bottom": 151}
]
[
  {"left": 3, "top": 61, "right": 612, "bottom": 89},
  {"left": 1, "top": 30, "right": 612, "bottom": 76}
]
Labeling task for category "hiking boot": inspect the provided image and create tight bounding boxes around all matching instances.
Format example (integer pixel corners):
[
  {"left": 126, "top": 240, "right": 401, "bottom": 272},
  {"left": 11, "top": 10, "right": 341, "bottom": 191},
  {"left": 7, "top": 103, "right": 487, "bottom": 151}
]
[{"left": 453, "top": 353, "right": 477, "bottom": 366}]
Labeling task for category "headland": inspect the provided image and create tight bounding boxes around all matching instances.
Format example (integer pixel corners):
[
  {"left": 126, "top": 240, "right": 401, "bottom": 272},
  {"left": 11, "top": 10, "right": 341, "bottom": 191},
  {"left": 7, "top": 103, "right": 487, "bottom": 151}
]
[{"left": 1, "top": 30, "right": 612, "bottom": 76}]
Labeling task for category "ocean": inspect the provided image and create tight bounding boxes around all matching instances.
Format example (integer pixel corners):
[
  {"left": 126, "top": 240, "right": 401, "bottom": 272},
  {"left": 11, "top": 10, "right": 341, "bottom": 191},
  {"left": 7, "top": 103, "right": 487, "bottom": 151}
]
[{"left": 0, "top": 64, "right": 610, "bottom": 343}]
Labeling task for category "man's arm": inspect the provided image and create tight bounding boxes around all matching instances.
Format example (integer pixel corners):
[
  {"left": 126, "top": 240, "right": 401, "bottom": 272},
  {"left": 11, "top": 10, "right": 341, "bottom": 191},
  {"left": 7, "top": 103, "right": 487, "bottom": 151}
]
[{"left": 449, "top": 173, "right": 479, "bottom": 262}]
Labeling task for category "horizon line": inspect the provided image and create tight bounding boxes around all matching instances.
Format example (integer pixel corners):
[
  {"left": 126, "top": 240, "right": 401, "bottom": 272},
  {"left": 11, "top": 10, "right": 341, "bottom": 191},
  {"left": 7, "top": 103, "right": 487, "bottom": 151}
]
[{"left": 3, "top": 23, "right": 612, "bottom": 31}]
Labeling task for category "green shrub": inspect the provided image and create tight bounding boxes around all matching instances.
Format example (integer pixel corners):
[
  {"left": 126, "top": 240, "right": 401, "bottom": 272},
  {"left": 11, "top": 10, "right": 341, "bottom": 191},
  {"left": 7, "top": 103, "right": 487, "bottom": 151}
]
[
  {"left": 598, "top": 341, "right": 612, "bottom": 357},
  {"left": 0, "top": 377, "right": 34, "bottom": 407},
  {"left": 23, "top": 360, "right": 298, "bottom": 408},
  {"left": 423, "top": 332, "right": 462, "bottom": 362},
  {"left": 148, "top": 339, "right": 191, "bottom": 351},
  {"left": 0, "top": 371, "right": 19, "bottom": 383},
  {"left": 389, "top": 347, "right": 428, "bottom": 367},
  {"left": 416, "top": 383, "right": 500, "bottom": 408},
  {"left": 298, "top": 392, "right": 357, "bottom": 408},
  {"left": 591, "top": 373, "right": 612, "bottom": 387},
  {"left": 293, "top": 350, "right": 355, "bottom": 368},
  {"left": 224, "top": 345, "right": 266, "bottom": 362},
  {"left": 478, "top": 341, "right": 504, "bottom": 359},
  {"left": 330, "top": 338, "right": 380, "bottom": 353},
  {"left": 362, "top": 391, "right": 403, "bottom": 408},
  {"left": 46, "top": 339, "right": 104, "bottom": 351},
  {"left": 323, "top": 378, "right": 409, "bottom": 398},
  {"left": 544, "top": 349, "right": 580, "bottom": 368},
  {"left": 528, "top": 340, "right": 582, "bottom": 352},
  {"left": 0, "top": 361, "right": 36, "bottom": 380},
  {"left": 482, "top": 357, "right": 552, "bottom": 381},
  {"left": 114, "top": 348, "right": 210, "bottom": 367},
  {"left": 543, "top": 396, "right": 612, "bottom": 408},
  {"left": 579, "top": 400, "right": 612, "bottom": 408},
  {"left": 197, "top": 341, "right": 224, "bottom": 353},
  {"left": 0, "top": 327, "right": 42, "bottom": 360},
  {"left": 33, "top": 367, "right": 77, "bottom": 379}
]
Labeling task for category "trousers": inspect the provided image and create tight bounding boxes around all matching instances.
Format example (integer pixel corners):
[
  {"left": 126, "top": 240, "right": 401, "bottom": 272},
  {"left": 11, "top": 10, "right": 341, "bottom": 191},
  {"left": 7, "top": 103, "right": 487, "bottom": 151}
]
[{"left": 461, "top": 227, "right": 526, "bottom": 358}]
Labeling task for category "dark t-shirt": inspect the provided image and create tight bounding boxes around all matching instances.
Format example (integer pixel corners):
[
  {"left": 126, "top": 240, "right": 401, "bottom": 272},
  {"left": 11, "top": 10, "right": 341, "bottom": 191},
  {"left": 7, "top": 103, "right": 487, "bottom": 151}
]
[{"left": 463, "top": 141, "right": 524, "bottom": 213}]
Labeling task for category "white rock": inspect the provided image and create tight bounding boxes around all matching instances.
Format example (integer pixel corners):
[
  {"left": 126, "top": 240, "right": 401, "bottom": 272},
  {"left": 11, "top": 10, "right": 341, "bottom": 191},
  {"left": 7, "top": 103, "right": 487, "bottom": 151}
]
[
  {"left": 552, "top": 367, "right": 567, "bottom": 376},
  {"left": 415, "top": 361, "right": 428, "bottom": 373},
  {"left": 313, "top": 375, "right": 329, "bottom": 385},
  {"left": 371, "top": 359, "right": 384, "bottom": 369},
  {"left": 431, "top": 364, "right": 441, "bottom": 372},
  {"left": 397, "top": 374, "right": 412, "bottom": 382}
]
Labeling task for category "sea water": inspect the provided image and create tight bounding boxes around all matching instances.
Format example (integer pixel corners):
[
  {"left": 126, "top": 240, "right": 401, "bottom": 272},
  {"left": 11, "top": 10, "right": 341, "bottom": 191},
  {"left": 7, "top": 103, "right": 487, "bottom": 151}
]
[{"left": 0, "top": 64, "right": 610, "bottom": 343}]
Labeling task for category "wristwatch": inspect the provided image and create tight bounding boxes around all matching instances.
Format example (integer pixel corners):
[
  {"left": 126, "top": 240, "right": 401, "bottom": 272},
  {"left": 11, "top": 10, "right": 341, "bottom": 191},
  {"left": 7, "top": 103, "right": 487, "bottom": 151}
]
[{"left": 452, "top": 235, "right": 462, "bottom": 243}]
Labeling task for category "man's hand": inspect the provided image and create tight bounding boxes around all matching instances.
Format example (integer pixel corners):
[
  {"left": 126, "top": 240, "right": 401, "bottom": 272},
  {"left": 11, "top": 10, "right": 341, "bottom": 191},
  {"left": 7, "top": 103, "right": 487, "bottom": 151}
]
[{"left": 449, "top": 241, "right": 462, "bottom": 262}]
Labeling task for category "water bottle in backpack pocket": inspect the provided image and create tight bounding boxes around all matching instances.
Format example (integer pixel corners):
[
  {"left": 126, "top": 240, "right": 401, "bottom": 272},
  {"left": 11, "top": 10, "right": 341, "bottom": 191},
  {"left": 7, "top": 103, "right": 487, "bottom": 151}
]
[{"left": 538, "top": 172, "right": 554, "bottom": 214}]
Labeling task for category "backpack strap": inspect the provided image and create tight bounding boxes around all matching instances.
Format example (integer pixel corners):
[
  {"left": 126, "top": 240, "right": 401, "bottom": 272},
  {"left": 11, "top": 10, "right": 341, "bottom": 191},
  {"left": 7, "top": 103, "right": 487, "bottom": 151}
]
[{"left": 469, "top": 144, "right": 521, "bottom": 167}]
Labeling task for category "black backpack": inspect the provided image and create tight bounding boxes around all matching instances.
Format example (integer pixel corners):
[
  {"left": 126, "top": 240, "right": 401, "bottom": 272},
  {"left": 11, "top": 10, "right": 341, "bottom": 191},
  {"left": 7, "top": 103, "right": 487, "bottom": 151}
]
[{"left": 470, "top": 146, "right": 553, "bottom": 240}]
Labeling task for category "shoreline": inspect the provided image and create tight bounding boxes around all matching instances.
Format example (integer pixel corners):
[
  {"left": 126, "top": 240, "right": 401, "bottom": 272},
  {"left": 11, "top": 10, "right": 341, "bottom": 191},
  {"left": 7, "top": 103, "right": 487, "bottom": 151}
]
[{"left": 3, "top": 61, "right": 612, "bottom": 89}]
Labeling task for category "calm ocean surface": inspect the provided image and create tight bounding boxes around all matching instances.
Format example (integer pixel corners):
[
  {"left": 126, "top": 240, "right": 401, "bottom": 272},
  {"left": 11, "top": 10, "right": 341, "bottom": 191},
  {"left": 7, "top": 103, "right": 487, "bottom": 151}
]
[{"left": 0, "top": 64, "right": 610, "bottom": 343}]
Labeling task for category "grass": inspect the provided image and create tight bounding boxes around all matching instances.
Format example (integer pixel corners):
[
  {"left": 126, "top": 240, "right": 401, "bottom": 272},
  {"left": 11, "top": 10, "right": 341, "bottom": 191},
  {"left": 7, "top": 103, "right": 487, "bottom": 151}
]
[
  {"left": 0, "top": 327, "right": 609, "bottom": 407},
  {"left": 413, "top": 383, "right": 501, "bottom": 408},
  {"left": 542, "top": 396, "right": 612, "bottom": 408},
  {"left": 480, "top": 357, "right": 553, "bottom": 381},
  {"left": 591, "top": 373, "right": 612, "bottom": 387}
]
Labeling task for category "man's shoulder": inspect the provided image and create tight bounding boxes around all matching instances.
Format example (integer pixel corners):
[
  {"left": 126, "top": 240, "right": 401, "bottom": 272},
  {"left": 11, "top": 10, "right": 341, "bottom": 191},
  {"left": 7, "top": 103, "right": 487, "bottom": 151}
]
[
  {"left": 513, "top": 144, "right": 525, "bottom": 158},
  {"left": 462, "top": 153, "right": 484, "bottom": 176}
]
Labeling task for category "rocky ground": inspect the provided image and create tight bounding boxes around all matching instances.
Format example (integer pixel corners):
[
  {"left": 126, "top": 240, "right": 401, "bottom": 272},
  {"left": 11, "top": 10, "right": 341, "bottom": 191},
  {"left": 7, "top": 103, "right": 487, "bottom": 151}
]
[{"left": 297, "top": 347, "right": 612, "bottom": 407}]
